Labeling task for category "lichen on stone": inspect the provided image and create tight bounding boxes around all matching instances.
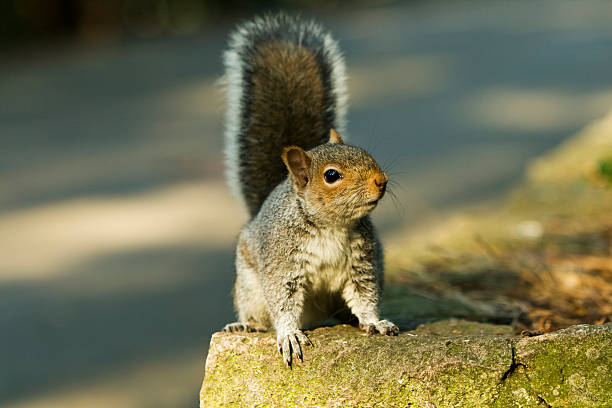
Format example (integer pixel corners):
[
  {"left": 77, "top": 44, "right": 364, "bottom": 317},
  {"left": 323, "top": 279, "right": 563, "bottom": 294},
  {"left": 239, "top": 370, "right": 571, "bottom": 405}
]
[{"left": 200, "top": 321, "right": 612, "bottom": 407}]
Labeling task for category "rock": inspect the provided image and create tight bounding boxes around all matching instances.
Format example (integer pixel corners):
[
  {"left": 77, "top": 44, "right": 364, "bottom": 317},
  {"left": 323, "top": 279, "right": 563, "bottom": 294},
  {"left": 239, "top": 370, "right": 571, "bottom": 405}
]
[{"left": 200, "top": 320, "right": 611, "bottom": 407}]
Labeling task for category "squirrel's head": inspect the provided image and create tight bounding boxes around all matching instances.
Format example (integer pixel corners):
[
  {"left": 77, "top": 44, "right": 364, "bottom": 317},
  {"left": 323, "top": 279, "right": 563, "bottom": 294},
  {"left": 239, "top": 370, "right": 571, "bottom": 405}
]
[{"left": 281, "top": 129, "right": 388, "bottom": 224}]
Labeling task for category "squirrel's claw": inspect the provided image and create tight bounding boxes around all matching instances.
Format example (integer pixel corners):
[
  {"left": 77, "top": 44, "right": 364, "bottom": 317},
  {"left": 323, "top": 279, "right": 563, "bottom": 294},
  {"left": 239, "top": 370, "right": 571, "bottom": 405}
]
[
  {"left": 376, "top": 319, "right": 399, "bottom": 336},
  {"left": 359, "top": 322, "right": 377, "bottom": 334},
  {"left": 290, "top": 335, "right": 302, "bottom": 362},
  {"left": 360, "top": 320, "right": 399, "bottom": 336},
  {"left": 280, "top": 335, "right": 292, "bottom": 367},
  {"left": 277, "top": 329, "right": 311, "bottom": 367},
  {"left": 295, "top": 330, "right": 312, "bottom": 347}
]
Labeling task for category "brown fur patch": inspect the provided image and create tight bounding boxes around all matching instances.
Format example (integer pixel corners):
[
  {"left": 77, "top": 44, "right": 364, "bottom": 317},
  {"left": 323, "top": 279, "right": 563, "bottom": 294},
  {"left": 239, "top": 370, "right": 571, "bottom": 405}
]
[
  {"left": 240, "top": 245, "right": 257, "bottom": 270},
  {"left": 298, "top": 144, "right": 389, "bottom": 223},
  {"left": 242, "top": 42, "right": 329, "bottom": 215},
  {"left": 329, "top": 128, "right": 343, "bottom": 144},
  {"left": 310, "top": 165, "right": 386, "bottom": 205},
  {"left": 252, "top": 42, "right": 325, "bottom": 133}
]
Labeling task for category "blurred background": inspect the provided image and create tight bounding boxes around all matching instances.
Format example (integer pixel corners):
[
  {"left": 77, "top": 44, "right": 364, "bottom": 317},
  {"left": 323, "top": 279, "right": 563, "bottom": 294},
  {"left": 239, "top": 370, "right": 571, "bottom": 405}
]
[{"left": 1, "top": 0, "right": 612, "bottom": 406}]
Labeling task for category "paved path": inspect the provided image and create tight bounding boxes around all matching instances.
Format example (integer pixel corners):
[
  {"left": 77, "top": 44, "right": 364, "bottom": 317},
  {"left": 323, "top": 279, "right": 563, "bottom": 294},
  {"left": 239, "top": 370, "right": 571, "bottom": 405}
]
[{"left": 1, "top": 1, "right": 611, "bottom": 406}]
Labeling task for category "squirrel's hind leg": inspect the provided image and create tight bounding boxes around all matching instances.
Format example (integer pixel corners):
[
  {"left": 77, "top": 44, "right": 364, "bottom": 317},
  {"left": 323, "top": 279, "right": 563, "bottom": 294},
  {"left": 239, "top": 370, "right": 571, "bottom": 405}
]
[
  {"left": 230, "top": 240, "right": 272, "bottom": 329},
  {"left": 222, "top": 321, "right": 266, "bottom": 333}
]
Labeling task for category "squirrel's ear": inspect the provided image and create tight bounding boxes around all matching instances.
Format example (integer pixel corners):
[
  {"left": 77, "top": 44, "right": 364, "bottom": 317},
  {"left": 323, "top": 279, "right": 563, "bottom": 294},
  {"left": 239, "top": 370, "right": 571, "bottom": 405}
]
[
  {"left": 282, "top": 146, "right": 312, "bottom": 189},
  {"left": 329, "top": 128, "right": 344, "bottom": 144}
]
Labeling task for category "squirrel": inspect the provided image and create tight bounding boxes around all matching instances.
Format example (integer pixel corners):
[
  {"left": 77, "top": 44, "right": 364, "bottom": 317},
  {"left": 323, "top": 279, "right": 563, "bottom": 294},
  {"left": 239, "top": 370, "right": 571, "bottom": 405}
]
[{"left": 221, "top": 13, "right": 398, "bottom": 367}]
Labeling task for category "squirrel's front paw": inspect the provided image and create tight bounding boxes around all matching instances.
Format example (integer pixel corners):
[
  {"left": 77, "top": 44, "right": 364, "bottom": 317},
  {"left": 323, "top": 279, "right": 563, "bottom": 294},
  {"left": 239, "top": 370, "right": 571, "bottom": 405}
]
[
  {"left": 276, "top": 329, "right": 312, "bottom": 367},
  {"left": 360, "top": 319, "right": 399, "bottom": 336}
]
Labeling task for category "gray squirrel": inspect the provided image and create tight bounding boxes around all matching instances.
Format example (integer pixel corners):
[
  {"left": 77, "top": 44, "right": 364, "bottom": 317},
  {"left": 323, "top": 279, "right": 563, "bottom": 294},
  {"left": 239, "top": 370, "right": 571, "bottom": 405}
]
[{"left": 221, "top": 13, "right": 398, "bottom": 367}]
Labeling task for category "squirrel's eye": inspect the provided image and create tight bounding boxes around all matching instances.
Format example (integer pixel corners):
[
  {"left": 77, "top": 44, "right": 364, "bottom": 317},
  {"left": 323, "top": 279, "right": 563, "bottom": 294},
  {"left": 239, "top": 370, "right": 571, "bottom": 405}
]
[{"left": 323, "top": 169, "right": 342, "bottom": 184}]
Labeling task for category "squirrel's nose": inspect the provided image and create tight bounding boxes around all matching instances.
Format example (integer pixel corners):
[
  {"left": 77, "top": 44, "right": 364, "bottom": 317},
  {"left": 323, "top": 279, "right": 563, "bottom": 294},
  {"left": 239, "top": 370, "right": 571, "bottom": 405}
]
[{"left": 372, "top": 172, "right": 388, "bottom": 194}]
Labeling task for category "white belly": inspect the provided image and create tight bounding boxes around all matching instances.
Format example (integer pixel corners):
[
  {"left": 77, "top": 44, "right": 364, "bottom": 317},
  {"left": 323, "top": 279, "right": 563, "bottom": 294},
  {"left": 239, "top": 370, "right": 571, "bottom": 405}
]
[{"left": 301, "top": 227, "right": 351, "bottom": 293}]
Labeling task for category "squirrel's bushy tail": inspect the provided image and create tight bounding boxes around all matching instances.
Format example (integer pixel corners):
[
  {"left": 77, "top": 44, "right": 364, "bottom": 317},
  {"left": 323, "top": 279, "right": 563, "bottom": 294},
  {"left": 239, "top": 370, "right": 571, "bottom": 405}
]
[{"left": 223, "top": 13, "right": 348, "bottom": 217}]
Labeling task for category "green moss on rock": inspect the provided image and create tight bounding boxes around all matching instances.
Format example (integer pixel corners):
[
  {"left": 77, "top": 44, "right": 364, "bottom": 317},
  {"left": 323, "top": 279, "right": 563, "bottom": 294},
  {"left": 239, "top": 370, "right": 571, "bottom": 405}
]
[
  {"left": 200, "top": 321, "right": 610, "bottom": 407},
  {"left": 512, "top": 324, "right": 612, "bottom": 407}
]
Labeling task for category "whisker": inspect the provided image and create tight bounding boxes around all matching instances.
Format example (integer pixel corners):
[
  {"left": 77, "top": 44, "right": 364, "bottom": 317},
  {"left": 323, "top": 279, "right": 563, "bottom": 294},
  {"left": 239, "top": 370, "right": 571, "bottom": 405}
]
[
  {"left": 387, "top": 179, "right": 407, "bottom": 192},
  {"left": 385, "top": 186, "right": 406, "bottom": 217}
]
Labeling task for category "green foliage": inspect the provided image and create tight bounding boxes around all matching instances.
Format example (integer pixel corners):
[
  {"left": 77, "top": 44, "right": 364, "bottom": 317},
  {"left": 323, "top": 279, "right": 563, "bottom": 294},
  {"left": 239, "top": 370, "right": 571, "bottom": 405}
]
[{"left": 598, "top": 158, "right": 612, "bottom": 183}]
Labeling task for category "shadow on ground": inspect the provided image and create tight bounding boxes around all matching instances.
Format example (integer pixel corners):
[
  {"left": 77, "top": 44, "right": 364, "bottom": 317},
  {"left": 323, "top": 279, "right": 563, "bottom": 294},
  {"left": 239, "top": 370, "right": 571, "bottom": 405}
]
[{"left": 0, "top": 246, "right": 235, "bottom": 406}]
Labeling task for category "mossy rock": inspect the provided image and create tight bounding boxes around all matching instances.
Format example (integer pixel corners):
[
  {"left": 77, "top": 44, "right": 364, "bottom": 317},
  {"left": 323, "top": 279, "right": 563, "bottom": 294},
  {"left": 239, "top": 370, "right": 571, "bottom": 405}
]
[{"left": 200, "top": 320, "right": 611, "bottom": 407}]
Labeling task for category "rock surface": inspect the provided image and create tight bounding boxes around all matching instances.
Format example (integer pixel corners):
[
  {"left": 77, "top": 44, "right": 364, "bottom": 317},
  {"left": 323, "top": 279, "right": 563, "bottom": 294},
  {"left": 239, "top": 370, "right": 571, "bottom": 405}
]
[{"left": 200, "top": 320, "right": 611, "bottom": 407}]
